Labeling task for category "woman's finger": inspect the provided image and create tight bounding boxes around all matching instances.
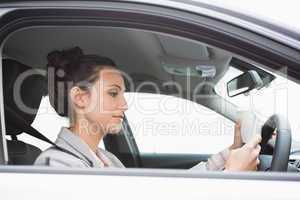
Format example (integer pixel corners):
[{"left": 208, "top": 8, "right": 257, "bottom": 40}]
[{"left": 245, "top": 134, "right": 262, "bottom": 149}]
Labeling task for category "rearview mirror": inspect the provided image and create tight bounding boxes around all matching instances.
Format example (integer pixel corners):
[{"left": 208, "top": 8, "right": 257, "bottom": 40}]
[{"left": 227, "top": 70, "right": 263, "bottom": 97}]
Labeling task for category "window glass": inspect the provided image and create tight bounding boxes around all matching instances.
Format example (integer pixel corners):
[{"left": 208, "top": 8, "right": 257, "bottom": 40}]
[
  {"left": 17, "top": 96, "right": 105, "bottom": 150},
  {"left": 215, "top": 65, "right": 300, "bottom": 142},
  {"left": 125, "top": 92, "right": 234, "bottom": 154}
]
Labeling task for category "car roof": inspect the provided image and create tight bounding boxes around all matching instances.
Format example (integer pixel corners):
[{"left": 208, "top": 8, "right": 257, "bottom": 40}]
[
  {"left": 187, "top": 0, "right": 300, "bottom": 33},
  {"left": 153, "top": 0, "right": 300, "bottom": 48},
  {"left": 0, "top": 0, "right": 298, "bottom": 49}
]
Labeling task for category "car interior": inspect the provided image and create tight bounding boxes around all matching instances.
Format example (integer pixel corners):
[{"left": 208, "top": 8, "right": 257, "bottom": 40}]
[{"left": 1, "top": 26, "right": 299, "bottom": 171}]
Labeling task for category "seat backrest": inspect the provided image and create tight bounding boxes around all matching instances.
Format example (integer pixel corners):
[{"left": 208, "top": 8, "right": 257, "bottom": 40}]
[
  {"left": 3, "top": 59, "right": 46, "bottom": 165},
  {"left": 6, "top": 140, "right": 41, "bottom": 165}
]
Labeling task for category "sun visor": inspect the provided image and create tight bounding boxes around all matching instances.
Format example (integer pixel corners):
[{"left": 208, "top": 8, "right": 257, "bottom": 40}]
[
  {"left": 157, "top": 34, "right": 210, "bottom": 61},
  {"left": 161, "top": 55, "right": 217, "bottom": 78}
]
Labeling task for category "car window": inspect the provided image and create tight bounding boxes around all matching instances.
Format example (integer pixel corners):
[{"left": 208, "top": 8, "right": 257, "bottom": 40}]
[
  {"left": 20, "top": 92, "right": 235, "bottom": 155},
  {"left": 125, "top": 92, "right": 234, "bottom": 154},
  {"left": 215, "top": 65, "right": 300, "bottom": 142},
  {"left": 17, "top": 96, "right": 105, "bottom": 151}
]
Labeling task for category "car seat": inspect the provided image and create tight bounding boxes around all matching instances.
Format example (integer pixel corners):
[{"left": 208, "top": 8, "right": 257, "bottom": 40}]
[{"left": 3, "top": 59, "right": 46, "bottom": 165}]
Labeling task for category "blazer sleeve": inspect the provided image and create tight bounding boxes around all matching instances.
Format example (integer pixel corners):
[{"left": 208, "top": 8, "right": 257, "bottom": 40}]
[{"left": 190, "top": 148, "right": 230, "bottom": 171}]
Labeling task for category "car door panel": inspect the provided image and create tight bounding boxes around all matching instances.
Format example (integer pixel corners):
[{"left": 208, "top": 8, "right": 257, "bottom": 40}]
[
  {"left": 139, "top": 153, "right": 210, "bottom": 169},
  {"left": 1, "top": 167, "right": 300, "bottom": 200}
]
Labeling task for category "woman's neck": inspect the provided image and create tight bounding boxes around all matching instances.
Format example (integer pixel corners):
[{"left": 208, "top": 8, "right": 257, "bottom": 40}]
[{"left": 69, "top": 118, "right": 104, "bottom": 153}]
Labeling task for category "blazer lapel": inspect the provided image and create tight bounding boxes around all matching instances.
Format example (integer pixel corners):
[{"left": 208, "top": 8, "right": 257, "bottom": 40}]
[{"left": 55, "top": 127, "right": 103, "bottom": 168}]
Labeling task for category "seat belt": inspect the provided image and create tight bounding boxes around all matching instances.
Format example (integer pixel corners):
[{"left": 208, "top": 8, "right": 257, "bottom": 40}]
[
  {"left": 5, "top": 105, "right": 93, "bottom": 166},
  {"left": 5, "top": 105, "right": 54, "bottom": 145}
]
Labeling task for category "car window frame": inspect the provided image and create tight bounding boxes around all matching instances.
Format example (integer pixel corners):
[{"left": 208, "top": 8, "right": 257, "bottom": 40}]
[
  {"left": 0, "top": 60, "right": 8, "bottom": 164},
  {"left": 0, "top": 2, "right": 298, "bottom": 180}
]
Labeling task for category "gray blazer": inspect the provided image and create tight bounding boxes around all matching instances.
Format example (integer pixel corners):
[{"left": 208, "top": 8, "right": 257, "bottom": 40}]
[
  {"left": 35, "top": 128, "right": 224, "bottom": 171},
  {"left": 34, "top": 128, "right": 125, "bottom": 168}
]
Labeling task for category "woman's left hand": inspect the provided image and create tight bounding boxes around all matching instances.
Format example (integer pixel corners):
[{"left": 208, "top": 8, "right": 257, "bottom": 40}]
[{"left": 229, "top": 121, "right": 243, "bottom": 150}]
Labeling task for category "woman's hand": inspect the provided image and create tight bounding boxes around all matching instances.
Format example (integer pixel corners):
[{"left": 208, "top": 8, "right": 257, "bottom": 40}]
[
  {"left": 225, "top": 134, "right": 261, "bottom": 171},
  {"left": 229, "top": 120, "right": 243, "bottom": 150}
]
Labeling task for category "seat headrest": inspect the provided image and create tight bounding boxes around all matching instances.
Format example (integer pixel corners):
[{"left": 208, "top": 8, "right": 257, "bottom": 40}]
[{"left": 3, "top": 59, "right": 46, "bottom": 136}]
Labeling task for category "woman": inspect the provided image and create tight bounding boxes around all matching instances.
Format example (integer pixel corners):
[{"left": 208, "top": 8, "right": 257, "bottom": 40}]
[{"left": 35, "top": 47, "right": 261, "bottom": 171}]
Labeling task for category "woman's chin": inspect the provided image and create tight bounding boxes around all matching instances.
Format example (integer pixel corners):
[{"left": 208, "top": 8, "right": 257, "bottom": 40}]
[{"left": 108, "top": 123, "right": 122, "bottom": 134}]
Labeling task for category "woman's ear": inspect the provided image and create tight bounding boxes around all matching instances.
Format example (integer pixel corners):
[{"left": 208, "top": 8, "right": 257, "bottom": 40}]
[{"left": 69, "top": 86, "right": 90, "bottom": 108}]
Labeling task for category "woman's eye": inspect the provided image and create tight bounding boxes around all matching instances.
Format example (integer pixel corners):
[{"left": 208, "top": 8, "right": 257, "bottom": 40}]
[{"left": 109, "top": 92, "right": 118, "bottom": 97}]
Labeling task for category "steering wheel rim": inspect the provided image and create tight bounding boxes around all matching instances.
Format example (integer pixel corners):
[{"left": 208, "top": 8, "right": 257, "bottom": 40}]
[{"left": 260, "top": 114, "right": 292, "bottom": 171}]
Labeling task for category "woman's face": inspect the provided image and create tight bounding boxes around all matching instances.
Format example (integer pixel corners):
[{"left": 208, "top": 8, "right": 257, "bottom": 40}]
[{"left": 78, "top": 67, "right": 128, "bottom": 134}]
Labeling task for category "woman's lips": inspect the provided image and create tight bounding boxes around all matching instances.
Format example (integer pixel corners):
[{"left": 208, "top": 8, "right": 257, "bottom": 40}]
[{"left": 112, "top": 115, "right": 124, "bottom": 122}]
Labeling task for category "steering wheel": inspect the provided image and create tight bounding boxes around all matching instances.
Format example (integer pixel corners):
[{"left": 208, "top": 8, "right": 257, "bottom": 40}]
[{"left": 258, "top": 114, "right": 292, "bottom": 171}]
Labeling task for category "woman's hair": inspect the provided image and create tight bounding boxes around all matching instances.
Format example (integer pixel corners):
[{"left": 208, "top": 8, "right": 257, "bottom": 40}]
[{"left": 47, "top": 46, "right": 117, "bottom": 117}]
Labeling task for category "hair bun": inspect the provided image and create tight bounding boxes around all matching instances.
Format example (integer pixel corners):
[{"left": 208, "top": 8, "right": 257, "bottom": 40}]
[{"left": 47, "top": 46, "right": 84, "bottom": 71}]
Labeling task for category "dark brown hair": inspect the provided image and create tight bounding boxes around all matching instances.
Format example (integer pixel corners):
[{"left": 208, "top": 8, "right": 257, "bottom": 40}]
[{"left": 47, "top": 46, "right": 117, "bottom": 117}]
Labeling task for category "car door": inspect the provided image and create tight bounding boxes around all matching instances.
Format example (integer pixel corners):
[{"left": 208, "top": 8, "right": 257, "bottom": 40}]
[{"left": 0, "top": 1, "right": 299, "bottom": 200}]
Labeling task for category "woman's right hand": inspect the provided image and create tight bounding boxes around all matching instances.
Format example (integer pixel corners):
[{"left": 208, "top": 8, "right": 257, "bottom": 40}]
[{"left": 225, "top": 134, "right": 261, "bottom": 171}]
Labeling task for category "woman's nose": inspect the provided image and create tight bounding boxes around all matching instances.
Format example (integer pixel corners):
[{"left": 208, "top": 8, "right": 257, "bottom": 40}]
[{"left": 120, "top": 97, "right": 128, "bottom": 111}]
